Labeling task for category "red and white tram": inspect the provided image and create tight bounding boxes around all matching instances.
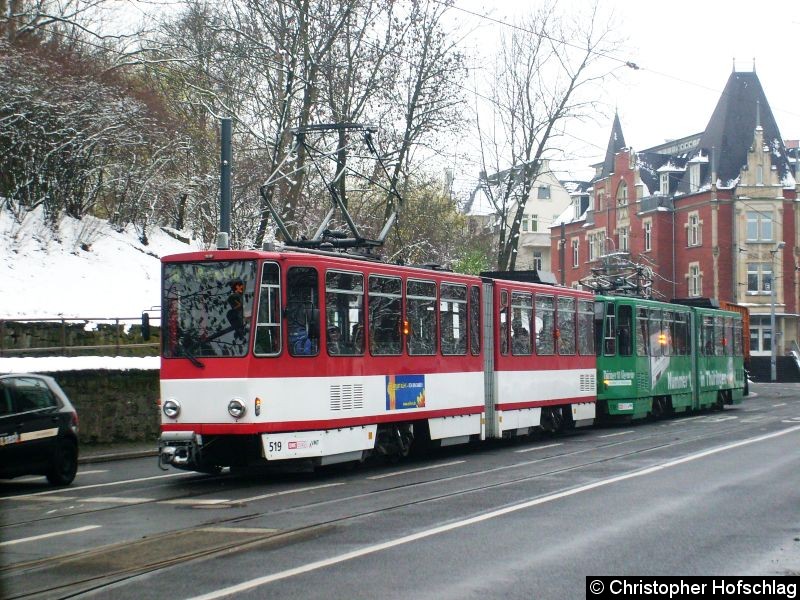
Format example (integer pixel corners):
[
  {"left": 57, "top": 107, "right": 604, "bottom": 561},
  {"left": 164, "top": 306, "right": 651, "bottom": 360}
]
[{"left": 157, "top": 249, "right": 596, "bottom": 472}]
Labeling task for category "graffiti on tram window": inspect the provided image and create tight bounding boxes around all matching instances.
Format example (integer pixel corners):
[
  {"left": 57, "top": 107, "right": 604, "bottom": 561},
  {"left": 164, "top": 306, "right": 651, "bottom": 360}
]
[{"left": 386, "top": 374, "right": 426, "bottom": 410}]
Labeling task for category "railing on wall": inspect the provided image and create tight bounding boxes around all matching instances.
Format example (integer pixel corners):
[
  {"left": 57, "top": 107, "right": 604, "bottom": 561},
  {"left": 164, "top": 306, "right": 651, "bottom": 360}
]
[{"left": 0, "top": 316, "right": 160, "bottom": 357}]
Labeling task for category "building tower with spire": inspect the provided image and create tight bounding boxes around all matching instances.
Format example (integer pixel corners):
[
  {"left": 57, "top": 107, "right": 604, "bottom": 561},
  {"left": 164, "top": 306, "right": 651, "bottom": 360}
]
[{"left": 552, "top": 69, "right": 798, "bottom": 375}]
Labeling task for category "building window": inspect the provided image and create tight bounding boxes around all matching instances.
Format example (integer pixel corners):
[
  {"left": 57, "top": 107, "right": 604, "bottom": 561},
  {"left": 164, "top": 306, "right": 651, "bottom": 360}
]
[
  {"left": 689, "top": 163, "right": 701, "bottom": 191},
  {"left": 746, "top": 211, "right": 773, "bottom": 241},
  {"left": 616, "top": 182, "right": 628, "bottom": 205},
  {"left": 688, "top": 212, "right": 701, "bottom": 246},
  {"left": 521, "top": 215, "right": 529, "bottom": 232},
  {"left": 572, "top": 239, "right": 579, "bottom": 267},
  {"left": 532, "top": 251, "right": 543, "bottom": 271},
  {"left": 619, "top": 227, "right": 628, "bottom": 252},
  {"left": 616, "top": 182, "right": 628, "bottom": 221},
  {"left": 688, "top": 263, "right": 702, "bottom": 297},
  {"left": 537, "top": 186, "right": 551, "bottom": 200},
  {"left": 644, "top": 220, "right": 652, "bottom": 252},
  {"left": 659, "top": 173, "right": 669, "bottom": 196},
  {"left": 747, "top": 263, "right": 773, "bottom": 295},
  {"left": 530, "top": 214, "right": 538, "bottom": 232},
  {"left": 756, "top": 165, "right": 764, "bottom": 185},
  {"left": 750, "top": 316, "right": 773, "bottom": 354}
]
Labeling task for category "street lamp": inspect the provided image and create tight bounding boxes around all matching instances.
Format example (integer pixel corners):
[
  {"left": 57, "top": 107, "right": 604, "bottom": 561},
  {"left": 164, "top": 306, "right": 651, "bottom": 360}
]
[{"left": 770, "top": 241, "right": 785, "bottom": 381}]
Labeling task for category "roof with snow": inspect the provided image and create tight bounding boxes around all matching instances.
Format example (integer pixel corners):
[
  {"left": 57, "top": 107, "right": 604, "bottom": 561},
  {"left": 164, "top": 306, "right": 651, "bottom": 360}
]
[{"left": 676, "top": 70, "right": 791, "bottom": 193}]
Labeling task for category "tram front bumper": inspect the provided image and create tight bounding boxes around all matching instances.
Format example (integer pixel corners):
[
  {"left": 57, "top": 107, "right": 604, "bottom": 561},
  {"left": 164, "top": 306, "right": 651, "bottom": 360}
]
[{"left": 158, "top": 430, "right": 201, "bottom": 470}]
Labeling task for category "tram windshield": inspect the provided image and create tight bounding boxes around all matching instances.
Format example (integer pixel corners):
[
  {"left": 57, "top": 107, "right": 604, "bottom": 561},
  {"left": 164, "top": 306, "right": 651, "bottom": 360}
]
[{"left": 162, "top": 260, "right": 256, "bottom": 359}]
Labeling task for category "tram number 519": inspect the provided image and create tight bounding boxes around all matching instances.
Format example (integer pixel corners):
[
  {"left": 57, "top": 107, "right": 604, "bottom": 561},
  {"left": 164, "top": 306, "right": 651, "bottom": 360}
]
[{"left": 268, "top": 441, "right": 282, "bottom": 453}]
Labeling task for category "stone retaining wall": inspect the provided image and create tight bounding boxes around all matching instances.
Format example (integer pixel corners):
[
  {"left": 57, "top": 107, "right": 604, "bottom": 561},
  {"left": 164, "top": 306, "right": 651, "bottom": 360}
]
[{"left": 45, "top": 370, "right": 161, "bottom": 444}]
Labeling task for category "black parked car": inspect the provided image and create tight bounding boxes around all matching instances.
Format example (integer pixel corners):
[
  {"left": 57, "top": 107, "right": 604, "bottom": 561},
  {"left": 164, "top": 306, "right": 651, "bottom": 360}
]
[{"left": 0, "top": 374, "right": 79, "bottom": 485}]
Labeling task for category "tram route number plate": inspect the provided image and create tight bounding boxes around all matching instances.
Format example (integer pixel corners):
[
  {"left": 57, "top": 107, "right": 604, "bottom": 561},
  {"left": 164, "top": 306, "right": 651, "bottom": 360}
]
[{"left": 262, "top": 433, "right": 323, "bottom": 460}]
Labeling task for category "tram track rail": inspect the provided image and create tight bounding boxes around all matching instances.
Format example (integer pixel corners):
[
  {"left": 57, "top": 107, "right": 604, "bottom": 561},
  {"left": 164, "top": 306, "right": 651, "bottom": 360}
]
[
  {"left": 0, "top": 406, "right": 784, "bottom": 534},
  {"left": 2, "top": 406, "right": 793, "bottom": 599}
]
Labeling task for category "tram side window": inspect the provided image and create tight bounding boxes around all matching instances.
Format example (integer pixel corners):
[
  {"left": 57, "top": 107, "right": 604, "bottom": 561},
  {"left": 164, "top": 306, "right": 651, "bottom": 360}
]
[
  {"left": 617, "top": 304, "right": 632, "bottom": 356},
  {"left": 636, "top": 307, "right": 649, "bottom": 356},
  {"left": 369, "top": 275, "right": 402, "bottom": 355},
  {"left": 406, "top": 279, "right": 436, "bottom": 355},
  {"left": 648, "top": 310, "right": 662, "bottom": 356},
  {"left": 733, "top": 319, "right": 743, "bottom": 356},
  {"left": 714, "top": 316, "right": 725, "bottom": 356},
  {"left": 469, "top": 286, "right": 481, "bottom": 355},
  {"left": 701, "top": 315, "right": 714, "bottom": 356},
  {"left": 673, "top": 312, "right": 689, "bottom": 355},
  {"left": 578, "top": 300, "right": 595, "bottom": 355},
  {"left": 254, "top": 262, "right": 281, "bottom": 355},
  {"left": 557, "top": 297, "right": 576, "bottom": 355},
  {"left": 595, "top": 301, "right": 613, "bottom": 356},
  {"left": 325, "top": 271, "right": 365, "bottom": 356},
  {"left": 535, "top": 295, "right": 555, "bottom": 355},
  {"left": 440, "top": 283, "right": 467, "bottom": 355},
  {"left": 499, "top": 290, "right": 509, "bottom": 356},
  {"left": 287, "top": 267, "right": 320, "bottom": 356},
  {"left": 577, "top": 300, "right": 594, "bottom": 356},
  {"left": 510, "top": 292, "right": 532, "bottom": 355},
  {"left": 724, "top": 317, "right": 734, "bottom": 356},
  {"left": 662, "top": 311, "right": 674, "bottom": 356}
]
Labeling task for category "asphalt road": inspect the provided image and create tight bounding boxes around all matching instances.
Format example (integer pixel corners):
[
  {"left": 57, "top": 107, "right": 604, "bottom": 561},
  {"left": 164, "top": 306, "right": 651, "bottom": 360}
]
[{"left": 1, "top": 382, "right": 799, "bottom": 600}]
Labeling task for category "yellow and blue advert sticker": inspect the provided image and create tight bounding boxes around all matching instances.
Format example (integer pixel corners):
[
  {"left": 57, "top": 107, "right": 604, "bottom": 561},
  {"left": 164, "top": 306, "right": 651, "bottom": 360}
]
[{"left": 386, "top": 374, "right": 426, "bottom": 410}]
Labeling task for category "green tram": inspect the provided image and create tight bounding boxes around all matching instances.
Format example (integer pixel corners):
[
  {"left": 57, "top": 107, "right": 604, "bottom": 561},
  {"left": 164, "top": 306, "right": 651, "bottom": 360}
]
[{"left": 594, "top": 295, "right": 746, "bottom": 419}]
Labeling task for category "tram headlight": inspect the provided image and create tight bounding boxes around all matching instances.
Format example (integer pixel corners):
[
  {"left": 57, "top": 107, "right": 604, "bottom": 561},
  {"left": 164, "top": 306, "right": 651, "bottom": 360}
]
[
  {"left": 163, "top": 399, "right": 181, "bottom": 419},
  {"left": 228, "top": 399, "right": 246, "bottom": 419}
]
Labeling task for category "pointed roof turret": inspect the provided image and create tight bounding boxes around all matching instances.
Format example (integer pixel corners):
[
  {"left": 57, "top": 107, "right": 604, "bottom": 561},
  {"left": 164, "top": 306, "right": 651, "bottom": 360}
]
[
  {"left": 677, "top": 70, "right": 790, "bottom": 192},
  {"left": 601, "top": 112, "right": 627, "bottom": 178}
]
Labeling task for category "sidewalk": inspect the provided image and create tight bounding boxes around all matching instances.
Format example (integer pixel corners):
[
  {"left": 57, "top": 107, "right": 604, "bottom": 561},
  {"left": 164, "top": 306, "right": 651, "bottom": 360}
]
[{"left": 79, "top": 441, "right": 159, "bottom": 464}]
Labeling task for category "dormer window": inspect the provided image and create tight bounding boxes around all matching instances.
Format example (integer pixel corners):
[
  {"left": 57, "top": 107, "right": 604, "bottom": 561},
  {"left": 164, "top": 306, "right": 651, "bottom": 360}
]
[
  {"left": 660, "top": 173, "right": 669, "bottom": 196},
  {"left": 689, "top": 163, "right": 701, "bottom": 191}
]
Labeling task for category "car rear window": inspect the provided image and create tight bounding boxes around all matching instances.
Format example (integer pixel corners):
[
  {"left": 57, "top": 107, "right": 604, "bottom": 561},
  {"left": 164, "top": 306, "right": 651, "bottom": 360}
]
[{"left": 4, "top": 378, "right": 59, "bottom": 413}]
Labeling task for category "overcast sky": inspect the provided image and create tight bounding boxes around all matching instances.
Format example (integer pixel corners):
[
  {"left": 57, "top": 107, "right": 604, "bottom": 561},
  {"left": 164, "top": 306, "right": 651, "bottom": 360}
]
[{"left": 451, "top": 0, "right": 800, "bottom": 181}]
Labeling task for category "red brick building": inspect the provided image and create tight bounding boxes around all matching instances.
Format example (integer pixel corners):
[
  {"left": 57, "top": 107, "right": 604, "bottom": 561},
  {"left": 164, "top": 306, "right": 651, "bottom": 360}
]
[{"left": 551, "top": 70, "right": 798, "bottom": 361}]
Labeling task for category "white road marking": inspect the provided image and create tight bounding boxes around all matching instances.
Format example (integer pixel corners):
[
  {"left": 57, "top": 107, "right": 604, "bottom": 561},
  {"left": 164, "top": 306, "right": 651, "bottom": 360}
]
[
  {"left": 669, "top": 416, "right": 706, "bottom": 425},
  {"left": 162, "top": 498, "right": 231, "bottom": 506},
  {"left": 367, "top": 461, "right": 465, "bottom": 480},
  {"left": 598, "top": 430, "right": 634, "bottom": 438},
  {"left": 514, "top": 443, "right": 563, "bottom": 454},
  {"left": 19, "top": 495, "right": 77, "bottom": 502},
  {"left": 704, "top": 416, "right": 738, "bottom": 423},
  {"left": 83, "top": 496, "right": 153, "bottom": 504},
  {"left": 78, "top": 470, "right": 109, "bottom": 476},
  {"left": 0, "top": 471, "right": 194, "bottom": 501},
  {"left": 186, "top": 425, "right": 800, "bottom": 600},
  {"left": 237, "top": 483, "right": 344, "bottom": 503},
  {"left": 0, "top": 525, "right": 101, "bottom": 547},
  {"left": 773, "top": 403, "right": 787, "bottom": 407}
]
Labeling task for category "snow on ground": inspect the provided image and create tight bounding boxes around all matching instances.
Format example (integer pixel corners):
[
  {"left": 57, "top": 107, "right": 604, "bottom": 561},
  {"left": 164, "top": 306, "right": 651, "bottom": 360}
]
[
  {"left": 0, "top": 207, "right": 198, "bottom": 319},
  {"left": 0, "top": 356, "right": 159, "bottom": 372},
  {"left": 0, "top": 208, "right": 199, "bottom": 372}
]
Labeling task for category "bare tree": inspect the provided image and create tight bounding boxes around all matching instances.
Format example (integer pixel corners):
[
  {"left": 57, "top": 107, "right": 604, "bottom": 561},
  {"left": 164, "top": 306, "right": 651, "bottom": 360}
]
[
  {"left": 477, "top": 0, "right": 622, "bottom": 271},
  {"left": 379, "top": 0, "right": 466, "bottom": 232}
]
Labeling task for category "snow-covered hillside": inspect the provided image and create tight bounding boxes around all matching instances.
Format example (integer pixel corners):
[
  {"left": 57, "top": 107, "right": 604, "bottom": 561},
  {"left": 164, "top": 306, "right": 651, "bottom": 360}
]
[{"left": 0, "top": 208, "right": 199, "bottom": 319}]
